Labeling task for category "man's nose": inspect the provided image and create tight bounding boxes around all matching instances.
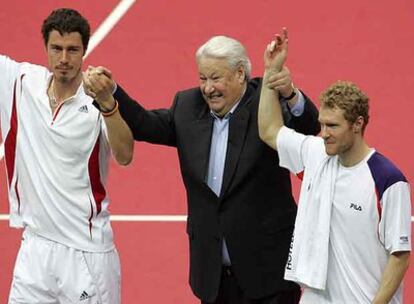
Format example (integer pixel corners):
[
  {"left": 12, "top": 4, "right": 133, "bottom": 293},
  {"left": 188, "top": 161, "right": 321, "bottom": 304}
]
[
  {"left": 321, "top": 126, "right": 329, "bottom": 139},
  {"left": 60, "top": 50, "right": 69, "bottom": 64},
  {"left": 204, "top": 79, "right": 215, "bottom": 94}
]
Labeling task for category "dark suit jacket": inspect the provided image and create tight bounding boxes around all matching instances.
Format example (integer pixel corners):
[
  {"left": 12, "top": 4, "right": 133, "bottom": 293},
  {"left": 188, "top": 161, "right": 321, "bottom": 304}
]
[{"left": 114, "top": 78, "right": 320, "bottom": 302}]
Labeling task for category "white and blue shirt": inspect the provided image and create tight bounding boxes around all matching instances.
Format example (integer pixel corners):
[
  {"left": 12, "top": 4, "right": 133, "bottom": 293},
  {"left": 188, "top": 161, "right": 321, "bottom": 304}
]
[{"left": 277, "top": 127, "right": 411, "bottom": 304}]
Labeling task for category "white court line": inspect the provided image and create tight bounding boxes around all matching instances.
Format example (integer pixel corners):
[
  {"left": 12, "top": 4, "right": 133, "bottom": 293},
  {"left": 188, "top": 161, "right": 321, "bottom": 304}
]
[
  {"left": 0, "top": 214, "right": 186, "bottom": 222},
  {"left": 0, "top": 214, "right": 413, "bottom": 222},
  {"left": 84, "top": 0, "right": 136, "bottom": 59},
  {"left": 111, "top": 215, "right": 187, "bottom": 222},
  {"left": 0, "top": 0, "right": 136, "bottom": 159}
]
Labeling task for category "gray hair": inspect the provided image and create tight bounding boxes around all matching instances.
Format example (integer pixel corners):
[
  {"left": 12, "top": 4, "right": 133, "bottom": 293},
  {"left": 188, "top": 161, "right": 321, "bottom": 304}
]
[{"left": 195, "top": 36, "right": 252, "bottom": 80}]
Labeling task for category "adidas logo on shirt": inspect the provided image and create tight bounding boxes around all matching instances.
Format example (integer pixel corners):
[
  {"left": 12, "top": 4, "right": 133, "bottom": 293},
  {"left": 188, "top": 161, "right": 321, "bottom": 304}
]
[
  {"left": 79, "top": 290, "right": 91, "bottom": 301},
  {"left": 78, "top": 105, "right": 89, "bottom": 113}
]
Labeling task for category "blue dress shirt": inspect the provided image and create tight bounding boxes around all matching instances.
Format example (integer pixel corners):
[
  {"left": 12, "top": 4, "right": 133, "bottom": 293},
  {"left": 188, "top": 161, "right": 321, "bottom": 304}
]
[{"left": 206, "top": 89, "right": 305, "bottom": 265}]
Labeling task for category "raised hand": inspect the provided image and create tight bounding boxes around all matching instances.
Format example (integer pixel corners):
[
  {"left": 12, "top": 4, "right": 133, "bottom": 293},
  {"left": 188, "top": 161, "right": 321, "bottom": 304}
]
[
  {"left": 83, "top": 66, "right": 116, "bottom": 111},
  {"left": 264, "top": 27, "right": 288, "bottom": 73},
  {"left": 266, "top": 66, "right": 293, "bottom": 93}
]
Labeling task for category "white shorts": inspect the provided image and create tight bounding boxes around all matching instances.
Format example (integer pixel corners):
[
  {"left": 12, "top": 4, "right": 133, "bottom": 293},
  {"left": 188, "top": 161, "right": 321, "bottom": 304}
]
[{"left": 8, "top": 229, "right": 121, "bottom": 304}]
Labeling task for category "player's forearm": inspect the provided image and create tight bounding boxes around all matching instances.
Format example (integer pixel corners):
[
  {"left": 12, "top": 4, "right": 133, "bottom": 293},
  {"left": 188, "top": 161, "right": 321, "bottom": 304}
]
[
  {"left": 372, "top": 251, "right": 410, "bottom": 304},
  {"left": 104, "top": 107, "right": 134, "bottom": 166},
  {"left": 258, "top": 71, "right": 284, "bottom": 150}
]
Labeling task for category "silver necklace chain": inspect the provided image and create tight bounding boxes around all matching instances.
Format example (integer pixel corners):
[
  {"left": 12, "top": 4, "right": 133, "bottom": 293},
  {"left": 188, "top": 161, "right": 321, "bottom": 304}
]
[{"left": 49, "top": 79, "right": 61, "bottom": 107}]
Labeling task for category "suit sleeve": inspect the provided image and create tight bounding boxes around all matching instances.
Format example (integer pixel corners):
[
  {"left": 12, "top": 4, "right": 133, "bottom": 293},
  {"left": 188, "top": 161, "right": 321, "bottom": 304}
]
[
  {"left": 285, "top": 90, "right": 320, "bottom": 136},
  {"left": 113, "top": 84, "right": 177, "bottom": 147}
]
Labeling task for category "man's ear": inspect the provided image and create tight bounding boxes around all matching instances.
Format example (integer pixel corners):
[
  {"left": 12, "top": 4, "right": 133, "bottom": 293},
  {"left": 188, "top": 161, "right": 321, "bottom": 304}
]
[
  {"left": 353, "top": 116, "right": 364, "bottom": 133},
  {"left": 237, "top": 65, "right": 246, "bottom": 83}
]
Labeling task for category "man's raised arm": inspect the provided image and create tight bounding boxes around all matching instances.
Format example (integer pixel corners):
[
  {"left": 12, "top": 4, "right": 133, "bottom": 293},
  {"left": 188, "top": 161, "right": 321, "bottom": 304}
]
[
  {"left": 258, "top": 28, "right": 289, "bottom": 150},
  {"left": 83, "top": 67, "right": 134, "bottom": 166}
]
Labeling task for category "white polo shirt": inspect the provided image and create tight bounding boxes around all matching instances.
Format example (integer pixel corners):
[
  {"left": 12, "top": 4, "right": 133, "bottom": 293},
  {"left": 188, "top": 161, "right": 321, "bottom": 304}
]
[
  {"left": 0, "top": 55, "right": 114, "bottom": 252},
  {"left": 277, "top": 126, "right": 411, "bottom": 304}
]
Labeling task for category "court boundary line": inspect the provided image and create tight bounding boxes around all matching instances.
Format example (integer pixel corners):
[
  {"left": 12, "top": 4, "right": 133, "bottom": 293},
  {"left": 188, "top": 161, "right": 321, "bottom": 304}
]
[
  {"left": 0, "top": 214, "right": 187, "bottom": 222},
  {"left": 0, "top": 0, "right": 136, "bottom": 159},
  {"left": 0, "top": 214, "right": 413, "bottom": 222},
  {"left": 84, "top": 0, "right": 136, "bottom": 59}
]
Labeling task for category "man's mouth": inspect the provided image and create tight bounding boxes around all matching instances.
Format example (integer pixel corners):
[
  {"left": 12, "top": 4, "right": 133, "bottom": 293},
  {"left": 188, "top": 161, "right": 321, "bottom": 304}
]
[
  {"left": 207, "top": 94, "right": 222, "bottom": 101},
  {"left": 56, "top": 67, "right": 71, "bottom": 71}
]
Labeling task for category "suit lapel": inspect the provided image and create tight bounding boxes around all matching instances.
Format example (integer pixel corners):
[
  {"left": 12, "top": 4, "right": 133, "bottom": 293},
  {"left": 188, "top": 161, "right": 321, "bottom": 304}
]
[
  {"left": 189, "top": 81, "right": 256, "bottom": 197},
  {"left": 219, "top": 98, "right": 251, "bottom": 198},
  {"left": 190, "top": 106, "right": 214, "bottom": 185}
]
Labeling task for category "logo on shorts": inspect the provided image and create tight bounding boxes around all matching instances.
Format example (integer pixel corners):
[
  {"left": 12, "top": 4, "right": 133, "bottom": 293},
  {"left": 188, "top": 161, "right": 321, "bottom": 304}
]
[{"left": 79, "top": 290, "right": 92, "bottom": 301}]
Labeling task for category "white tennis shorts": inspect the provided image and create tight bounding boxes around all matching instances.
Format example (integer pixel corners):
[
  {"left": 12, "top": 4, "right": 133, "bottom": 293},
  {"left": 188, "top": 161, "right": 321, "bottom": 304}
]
[{"left": 8, "top": 229, "right": 121, "bottom": 304}]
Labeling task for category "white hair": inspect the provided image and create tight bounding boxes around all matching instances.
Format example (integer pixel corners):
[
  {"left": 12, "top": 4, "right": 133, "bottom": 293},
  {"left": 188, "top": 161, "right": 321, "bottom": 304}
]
[{"left": 195, "top": 36, "right": 251, "bottom": 80}]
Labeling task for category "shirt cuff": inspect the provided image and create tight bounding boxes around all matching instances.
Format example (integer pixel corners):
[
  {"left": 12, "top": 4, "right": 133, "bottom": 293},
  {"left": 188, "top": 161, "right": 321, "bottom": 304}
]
[{"left": 288, "top": 91, "right": 305, "bottom": 117}]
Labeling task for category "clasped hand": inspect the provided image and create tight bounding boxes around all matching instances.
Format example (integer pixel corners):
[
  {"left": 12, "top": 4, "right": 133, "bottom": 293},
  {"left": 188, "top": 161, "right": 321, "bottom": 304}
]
[
  {"left": 83, "top": 66, "right": 116, "bottom": 111},
  {"left": 264, "top": 28, "right": 294, "bottom": 97}
]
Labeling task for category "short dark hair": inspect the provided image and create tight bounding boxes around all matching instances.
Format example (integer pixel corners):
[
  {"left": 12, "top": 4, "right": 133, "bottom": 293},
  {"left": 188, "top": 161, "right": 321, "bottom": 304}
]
[{"left": 41, "top": 8, "right": 90, "bottom": 52}]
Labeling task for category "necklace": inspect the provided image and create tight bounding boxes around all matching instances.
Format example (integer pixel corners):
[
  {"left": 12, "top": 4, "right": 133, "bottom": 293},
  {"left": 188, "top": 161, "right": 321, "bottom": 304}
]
[
  {"left": 49, "top": 79, "right": 60, "bottom": 107},
  {"left": 49, "top": 95, "right": 59, "bottom": 107}
]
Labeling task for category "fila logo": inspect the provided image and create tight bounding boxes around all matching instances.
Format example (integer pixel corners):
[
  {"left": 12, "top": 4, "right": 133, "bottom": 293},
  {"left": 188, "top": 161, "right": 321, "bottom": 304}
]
[
  {"left": 78, "top": 105, "right": 89, "bottom": 113},
  {"left": 400, "top": 236, "right": 409, "bottom": 244},
  {"left": 350, "top": 203, "right": 362, "bottom": 211},
  {"left": 79, "top": 290, "right": 92, "bottom": 301}
]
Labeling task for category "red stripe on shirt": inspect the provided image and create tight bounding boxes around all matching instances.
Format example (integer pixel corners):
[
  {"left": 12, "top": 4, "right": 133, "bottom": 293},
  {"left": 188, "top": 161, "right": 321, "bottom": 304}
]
[
  {"left": 88, "top": 197, "right": 94, "bottom": 239},
  {"left": 375, "top": 188, "right": 382, "bottom": 222},
  {"left": 14, "top": 175, "right": 21, "bottom": 214},
  {"left": 51, "top": 103, "right": 64, "bottom": 124},
  {"left": 374, "top": 187, "right": 382, "bottom": 241},
  {"left": 88, "top": 135, "right": 106, "bottom": 215},
  {"left": 4, "top": 79, "right": 19, "bottom": 187},
  {"left": 296, "top": 171, "right": 304, "bottom": 181}
]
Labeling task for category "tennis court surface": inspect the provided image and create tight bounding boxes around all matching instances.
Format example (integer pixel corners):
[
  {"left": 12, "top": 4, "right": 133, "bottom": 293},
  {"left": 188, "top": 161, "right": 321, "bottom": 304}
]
[{"left": 1, "top": 1, "right": 413, "bottom": 302}]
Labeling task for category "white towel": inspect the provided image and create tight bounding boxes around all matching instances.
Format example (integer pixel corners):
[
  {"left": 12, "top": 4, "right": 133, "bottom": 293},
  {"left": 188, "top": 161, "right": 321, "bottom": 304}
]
[{"left": 284, "top": 155, "right": 339, "bottom": 290}]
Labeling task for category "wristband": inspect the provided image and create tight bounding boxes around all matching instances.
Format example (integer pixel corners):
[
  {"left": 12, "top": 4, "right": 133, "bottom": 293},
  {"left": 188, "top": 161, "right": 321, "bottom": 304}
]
[
  {"left": 101, "top": 100, "right": 119, "bottom": 117},
  {"left": 279, "top": 88, "right": 297, "bottom": 102}
]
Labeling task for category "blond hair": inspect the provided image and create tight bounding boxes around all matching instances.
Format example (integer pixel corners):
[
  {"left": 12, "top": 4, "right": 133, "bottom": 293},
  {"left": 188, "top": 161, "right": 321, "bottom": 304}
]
[{"left": 320, "top": 81, "right": 370, "bottom": 133}]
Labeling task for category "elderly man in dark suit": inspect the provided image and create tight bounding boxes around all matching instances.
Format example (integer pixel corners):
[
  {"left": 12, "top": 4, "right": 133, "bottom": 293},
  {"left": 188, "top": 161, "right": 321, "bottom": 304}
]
[{"left": 84, "top": 34, "right": 320, "bottom": 304}]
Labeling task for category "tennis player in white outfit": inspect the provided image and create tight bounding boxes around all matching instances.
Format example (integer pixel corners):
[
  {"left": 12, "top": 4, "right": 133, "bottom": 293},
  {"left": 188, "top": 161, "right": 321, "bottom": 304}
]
[
  {"left": 1, "top": 8, "right": 134, "bottom": 304},
  {"left": 257, "top": 29, "right": 411, "bottom": 304}
]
